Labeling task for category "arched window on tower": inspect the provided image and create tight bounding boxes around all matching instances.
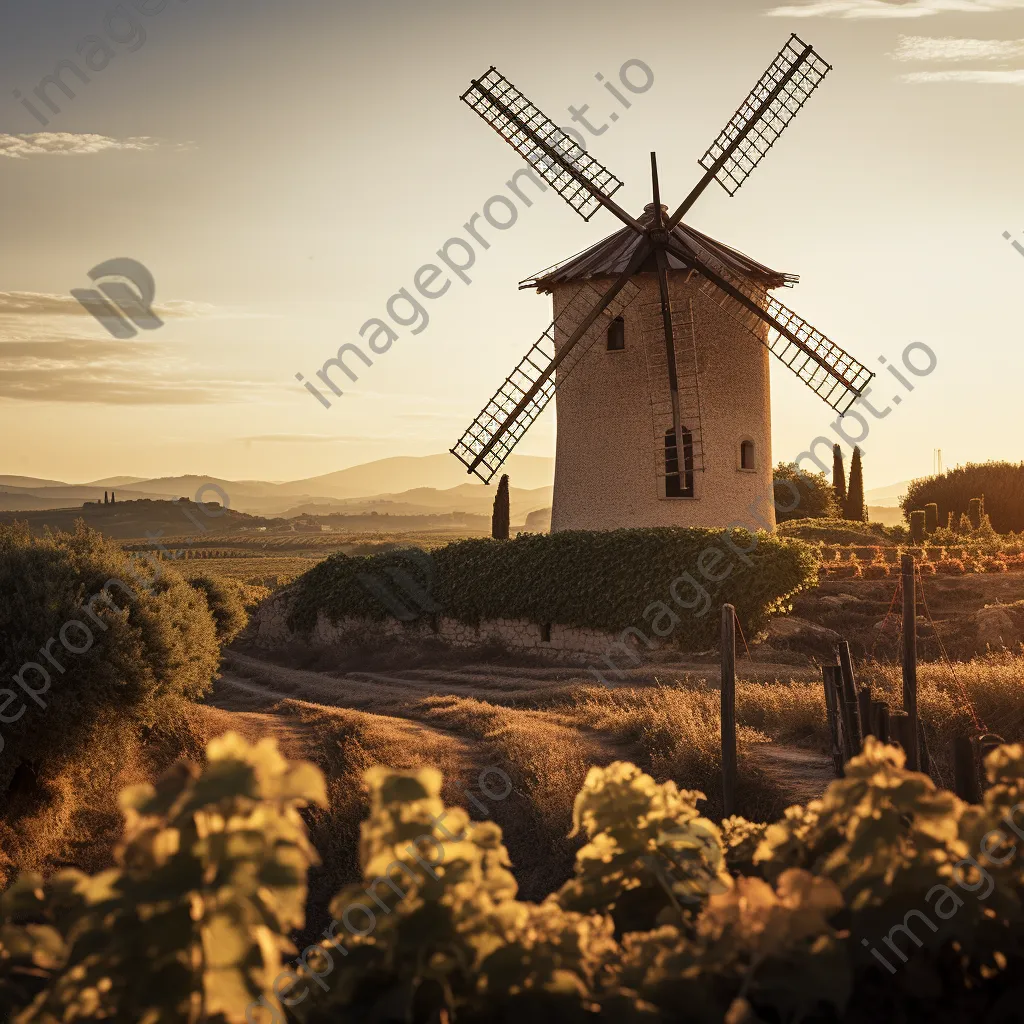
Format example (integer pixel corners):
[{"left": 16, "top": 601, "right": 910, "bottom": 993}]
[
  {"left": 740, "top": 439, "right": 755, "bottom": 471},
  {"left": 665, "top": 426, "right": 694, "bottom": 498},
  {"left": 607, "top": 316, "right": 625, "bottom": 351}
]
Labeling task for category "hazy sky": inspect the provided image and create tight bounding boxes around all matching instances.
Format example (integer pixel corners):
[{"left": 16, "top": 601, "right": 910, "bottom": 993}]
[{"left": 0, "top": 0, "right": 1022, "bottom": 486}]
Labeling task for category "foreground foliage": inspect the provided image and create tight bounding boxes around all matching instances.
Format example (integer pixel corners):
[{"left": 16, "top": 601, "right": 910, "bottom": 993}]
[
  {"left": 8, "top": 734, "right": 1024, "bottom": 1022},
  {"left": 286, "top": 528, "right": 818, "bottom": 651},
  {"left": 0, "top": 733, "right": 325, "bottom": 1022}
]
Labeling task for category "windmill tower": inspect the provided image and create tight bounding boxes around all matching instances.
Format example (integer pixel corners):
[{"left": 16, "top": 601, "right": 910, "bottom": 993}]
[{"left": 451, "top": 36, "right": 874, "bottom": 532}]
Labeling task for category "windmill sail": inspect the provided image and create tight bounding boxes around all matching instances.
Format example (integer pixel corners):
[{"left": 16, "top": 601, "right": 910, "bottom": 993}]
[
  {"left": 697, "top": 34, "right": 831, "bottom": 198},
  {"left": 673, "top": 233, "right": 872, "bottom": 415},
  {"left": 452, "top": 280, "right": 640, "bottom": 483},
  {"left": 462, "top": 68, "right": 629, "bottom": 223},
  {"left": 668, "top": 35, "right": 831, "bottom": 228}
]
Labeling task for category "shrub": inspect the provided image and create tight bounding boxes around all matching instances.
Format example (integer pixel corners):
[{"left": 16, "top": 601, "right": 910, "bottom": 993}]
[
  {"left": 0, "top": 523, "right": 220, "bottom": 797},
  {"left": 979, "top": 555, "right": 1009, "bottom": 574},
  {"left": 901, "top": 462, "right": 1024, "bottom": 534},
  {"left": 773, "top": 463, "right": 839, "bottom": 522},
  {"left": 188, "top": 574, "right": 250, "bottom": 644},
  {"left": 968, "top": 496, "right": 984, "bottom": 530},
  {"left": 823, "top": 555, "right": 863, "bottom": 580},
  {"left": 777, "top": 518, "right": 904, "bottom": 546},
  {"left": 286, "top": 529, "right": 818, "bottom": 652},
  {"left": 910, "top": 509, "right": 925, "bottom": 543},
  {"left": 936, "top": 557, "right": 967, "bottom": 575},
  {"left": 861, "top": 552, "right": 890, "bottom": 579}
]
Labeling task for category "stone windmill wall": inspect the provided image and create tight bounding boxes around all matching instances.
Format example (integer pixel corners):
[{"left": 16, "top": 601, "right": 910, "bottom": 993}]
[{"left": 550, "top": 270, "right": 774, "bottom": 532}]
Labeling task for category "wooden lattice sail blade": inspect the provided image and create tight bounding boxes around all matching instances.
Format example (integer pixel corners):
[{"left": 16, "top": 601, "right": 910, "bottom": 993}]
[
  {"left": 462, "top": 67, "right": 627, "bottom": 223},
  {"left": 698, "top": 35, "right": 831, "bottom": 199},
  {"left": 451, "top": 281, "right": 640, "bottom": 483},
  {"left": 675, "top": 234, "right": 872, "bottom": 415}
]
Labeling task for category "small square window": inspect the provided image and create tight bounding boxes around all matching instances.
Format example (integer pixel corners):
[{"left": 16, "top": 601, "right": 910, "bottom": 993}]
[{"left": 607, "top": 317, "right": 625, "bottom": 351}]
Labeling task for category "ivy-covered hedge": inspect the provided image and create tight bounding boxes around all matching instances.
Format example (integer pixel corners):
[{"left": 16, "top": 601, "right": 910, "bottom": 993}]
[{"left": 286, "top": 528, "right": 818, "bottom": 650}]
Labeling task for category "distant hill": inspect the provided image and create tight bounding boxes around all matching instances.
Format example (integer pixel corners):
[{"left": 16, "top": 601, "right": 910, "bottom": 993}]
[
  {"left": 0, "top": 454, "right": 555, "bottom": 517},
  {"left": 0, "top": 475, "right": 68, "bottom": 489},
  {"left": 864, "top": 479, "right": 916, "bottom": 507},
  {"left": 280, "top": 453, "right": 554, "bottom": 498},
  {"left": 0, "top": 456, "right": 557, "bottom": 516},
  {"left": 0, "top": 499, "right": 262, "bottom": 539},
  {"left": 84, "top": 476, "right": 150, "bottom": 487}
]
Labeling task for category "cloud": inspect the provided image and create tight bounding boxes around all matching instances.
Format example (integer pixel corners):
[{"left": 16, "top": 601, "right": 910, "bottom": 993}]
[
  {"left": 0, "top": 323, "right": 274, "bottom": 406},
  {"left": 0, "top": 291, "right": 210, "bottom": 318},
  {"left": 892, "top": 35, "right": 1024, "bottom": 59},
  {"left": 766, "top": 0, "right": 1024, "bottom": 18},
  {"left": 902, "top": 68, "right": 1024, "bottom": 81},
  {"left": 0, "top": 133, "right": 180, "bottom": 159}
]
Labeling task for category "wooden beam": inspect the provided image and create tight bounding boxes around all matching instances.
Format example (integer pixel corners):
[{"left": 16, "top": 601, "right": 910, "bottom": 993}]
[
  {"left": 902, "top": 554, "right": 919, "bottom": 770},
  {"left": 721, "top": 604, "right": 737, "bottom": 817}
]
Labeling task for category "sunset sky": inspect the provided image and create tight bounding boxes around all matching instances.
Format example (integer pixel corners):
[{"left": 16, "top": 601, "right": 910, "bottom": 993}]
[{"left": 0, "top": 0, "right": 1022, "bottom": 487}]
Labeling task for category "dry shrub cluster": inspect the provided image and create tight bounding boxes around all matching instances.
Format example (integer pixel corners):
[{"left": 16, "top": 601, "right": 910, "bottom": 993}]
[{"left": 0, "top": 524, "right": 235, "bottom": 888}]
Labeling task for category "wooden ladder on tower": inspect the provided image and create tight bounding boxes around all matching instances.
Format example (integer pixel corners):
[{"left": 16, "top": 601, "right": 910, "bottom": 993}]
[{"left": 639, "top": 299, "right": 705, "bottom": 489}]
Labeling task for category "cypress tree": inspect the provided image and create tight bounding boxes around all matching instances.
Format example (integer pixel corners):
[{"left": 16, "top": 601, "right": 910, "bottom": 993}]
[
  {"left": 104, "top": 491, "right": 109, "bottom": 505},
  {"left": 832, "top": 444, "right": 847, "bottom": 509},
  {"left": 844, "top": 446, "right": 867, "bottom": 522},
  {"left": 491, "top": 474, "right": 510, "bottom": 540}
]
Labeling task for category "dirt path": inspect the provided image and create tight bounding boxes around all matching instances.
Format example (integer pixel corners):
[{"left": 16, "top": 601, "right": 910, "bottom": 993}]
[
  {"left": 212, "top": 664, "right": 491, "bottom": 797},
  {"left": 220, "top": 650, "right": 835, "bottom": 804},
  {"left": 746, "top": 744, "right": 836, "bottom": 806}
]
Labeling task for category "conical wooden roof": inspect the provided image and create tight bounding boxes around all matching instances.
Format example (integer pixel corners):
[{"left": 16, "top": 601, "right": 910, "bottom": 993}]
[{"left": 521, "top": 205, "right": 798, "bottom": 294}]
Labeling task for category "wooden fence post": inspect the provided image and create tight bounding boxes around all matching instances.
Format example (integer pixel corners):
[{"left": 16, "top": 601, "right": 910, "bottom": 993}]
[
  {"left": 871, "top": 700, "right": 890, "bottom": 743},
  {"left": 976, "top": 734, "right": 1004, "bottom": 792},
  {"left": 858, "top": 686, "right": 873, "bottom": 741},
  {"left": 837, "top": 641, "right": 863, "bottom": 758},
  {"left": 891, "top": 711, "right": 912, "bottom": 760},
  {"left": 918, "top": 721, "right": 931, "bottom": 777},
  {"left": 822, "top": 664, "right": 844, "bottom": 777},
  {"left": 902, "top": 554, "right": 920, "bottom": 770},
  {"left": 953, "top": 735, "right": 981, "bottom": 803},
  {"left": 721, "top": 604, "right": 737, "bottom": 817}
]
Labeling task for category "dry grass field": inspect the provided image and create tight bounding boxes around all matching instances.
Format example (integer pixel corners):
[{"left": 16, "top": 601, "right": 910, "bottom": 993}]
[
  {"left": 202, "top": 639, "right": 1024, "bottom": 945},
  {"left": 172, "top": 555, "right": 321, "bottom": 587}
]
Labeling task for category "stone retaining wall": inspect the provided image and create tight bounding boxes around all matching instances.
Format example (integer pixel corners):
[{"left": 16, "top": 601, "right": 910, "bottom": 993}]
[{"left": 250, "top": 588, "right": 623, "bottom": 662}]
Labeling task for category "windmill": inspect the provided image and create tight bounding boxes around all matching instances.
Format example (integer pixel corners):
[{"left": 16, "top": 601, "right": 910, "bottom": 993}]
[{"left": 451, "top": 35, "right": 874, "bottom": 532}]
